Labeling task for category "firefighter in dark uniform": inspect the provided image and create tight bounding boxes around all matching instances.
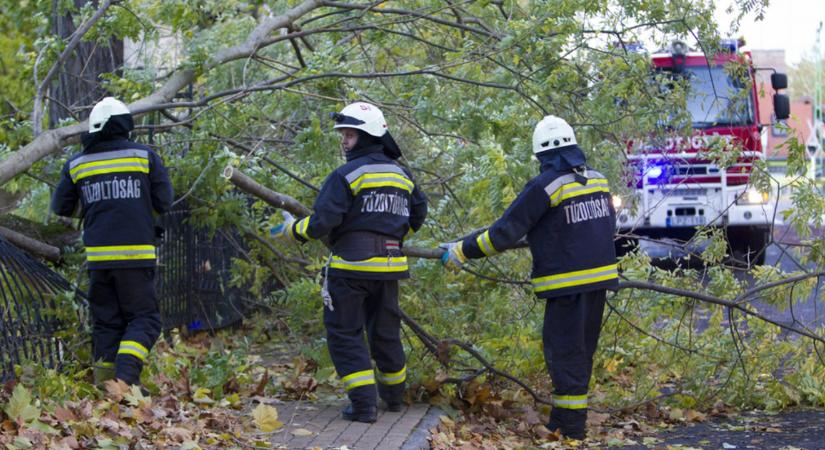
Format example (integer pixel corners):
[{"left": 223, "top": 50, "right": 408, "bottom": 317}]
[
  {"left": 441, "top": 115, "right": 617, "bottom": 439},
  {"left": 271, "top": 102, "right": 428, "bottom": 423},
  {"left": 51, "top": 97, "right": 173, "bottom": 388}
]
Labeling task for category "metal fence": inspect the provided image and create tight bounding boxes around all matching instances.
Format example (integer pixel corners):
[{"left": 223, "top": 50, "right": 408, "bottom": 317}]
[
  {"left": 0, "top": 236, "right": 80, "bottom": 380},
  {"left": 0, "top": 207, "right": 253, "bottom": 380},
  {"left": 157, "top": 207, "right": 251, "bottom": 332}
]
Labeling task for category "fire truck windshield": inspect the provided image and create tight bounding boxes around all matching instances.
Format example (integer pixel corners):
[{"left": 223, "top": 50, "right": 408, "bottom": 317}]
[
  {"left": 683, "top": 66, "right": 754, "bottom": 128},
  {"left": 658, "top": 65, "right": 754, "bottom": 129}
]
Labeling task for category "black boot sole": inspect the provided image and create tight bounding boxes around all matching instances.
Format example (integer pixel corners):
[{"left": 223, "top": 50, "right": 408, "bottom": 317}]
[
  {"left": 342, "top": 411, "right": 377, "bottom": 423},
  {"left": 385, "top": 403, "right": 403, "bottom": 412}
]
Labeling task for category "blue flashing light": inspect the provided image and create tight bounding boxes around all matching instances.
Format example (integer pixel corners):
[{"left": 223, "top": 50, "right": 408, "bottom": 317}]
[
  {"left": 720, "top": 39, "right": 738, "bottom": 53},
  {"left": 626, "top": 42, "right": 646, "bottom": 54},
  {"left": 647, "top": 165, "right": 664, "bottom": 179}
]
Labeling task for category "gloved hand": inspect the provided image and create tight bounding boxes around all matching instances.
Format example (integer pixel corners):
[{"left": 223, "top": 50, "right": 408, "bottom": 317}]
[
  {"left": 270, "top": 211, "right": 296, "bottom": 239},
  {"left": 439, "top": 242, "right": 467, "bottom": 272}
]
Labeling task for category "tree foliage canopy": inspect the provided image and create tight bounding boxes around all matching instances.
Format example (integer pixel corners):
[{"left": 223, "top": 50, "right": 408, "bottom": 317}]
[{"left": 2, "top": 0, "right": 825, "bottom": 433}]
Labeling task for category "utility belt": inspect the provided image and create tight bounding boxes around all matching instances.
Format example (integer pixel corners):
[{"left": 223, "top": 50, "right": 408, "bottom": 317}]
[
  {"left": 327, "top": 231, "right": 409, "bottom": 279},
  {"left": 332, "top": 231, "right": 403, "bottom": 260}
]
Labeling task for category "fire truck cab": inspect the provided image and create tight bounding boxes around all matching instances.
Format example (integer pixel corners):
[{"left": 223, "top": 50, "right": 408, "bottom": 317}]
[{"left": 615, "top": 40, "right": 790, "bottom": 265}]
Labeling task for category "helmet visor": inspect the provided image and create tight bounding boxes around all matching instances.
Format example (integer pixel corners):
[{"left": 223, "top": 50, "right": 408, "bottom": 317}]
[{"left": 329, "top": 112, "right": 366, "bottom": 127}]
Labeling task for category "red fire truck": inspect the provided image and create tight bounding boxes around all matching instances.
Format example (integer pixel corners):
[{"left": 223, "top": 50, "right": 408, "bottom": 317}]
[{"left": 615, "top": 40, "right": 790, "bottom": 265}]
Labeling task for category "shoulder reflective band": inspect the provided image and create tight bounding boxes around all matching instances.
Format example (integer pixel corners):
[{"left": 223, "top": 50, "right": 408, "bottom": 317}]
[
  {"left": 532, "top": 264, "right": 618, "bottom": 293},
  {"left": 292, "top": 217, "right": 310, "bottom": 240},
  {"left": 118, "top": 340, "right": 149, "bottom": 361},
  {"left": 330, "top": 255, "right": 409, "bottom": 273},
  {"left": 345, "top": 164, "right": 414, "bottom": 195},
  {"left": 86, "top": 245, "right": 156, "bottom": 262},
  {"left": 547, "top": 178, "right": 610, "bottom": 207},
  {"left": 376, "top": 366, "right": 406, "bottom": 385},
  {"left": 552, "top": 394, "right": 587, "bottom": 410},
  {"left": 476, "top": 230, "right": 498, "bottom": 256},
  {"left": 69, "top": 149, "right": 149, "bottom": 182},
  {"left": 341, "top": 369, "right": 375, "bottom": 391}
]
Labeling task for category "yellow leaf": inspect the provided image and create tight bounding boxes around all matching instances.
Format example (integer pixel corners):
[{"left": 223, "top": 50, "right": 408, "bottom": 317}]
[
  {"left": 252, "top": 404, "right": 283, "bottom": 432},
  {"left": 193, "top": 387, "right": 214, "bottom": 405},
  {"left": 291, "top": 428, "right": 314, "bottom": 437}
]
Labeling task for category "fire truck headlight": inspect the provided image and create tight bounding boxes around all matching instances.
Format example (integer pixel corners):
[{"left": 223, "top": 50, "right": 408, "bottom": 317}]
[
  {"left": 612, "top": 195, "right": 622, "bottom": 209},
  {"left": 738, "top": 189, "right": 768, "bottom": 205}
]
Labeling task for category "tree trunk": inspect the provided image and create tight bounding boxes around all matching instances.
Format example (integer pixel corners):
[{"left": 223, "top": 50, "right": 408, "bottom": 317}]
[{"left": 48, "top": 0, "right": 123, "bottom": 126}]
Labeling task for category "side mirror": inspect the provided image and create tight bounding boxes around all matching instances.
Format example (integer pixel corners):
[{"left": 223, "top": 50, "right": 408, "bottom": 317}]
[
  {"left": 773, "top": 94, "right": 790, "bottom": 120},
  {"left": 771, "top": 73, "right": 788, "bottom": 90}
]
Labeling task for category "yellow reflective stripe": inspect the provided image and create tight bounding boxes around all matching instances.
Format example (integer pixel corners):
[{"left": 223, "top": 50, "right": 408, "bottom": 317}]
[
  {"left": 553, "top": 394, "right": 588, "bottom": 409},
  {"left": 86, "top": 245, "right": 156, "bottom": 262},
  {"left": 118, "top": 340, "right": 149, "bottom": 361},
  {"left": 341, "top": 369, "right": 375, "bottom": 390},
  {"left": 476, "top": 230, "right": 498, "bottom": 256},
  {"left": 549, "top": 178, "right": 609, "bottom": 206},
  {"left": 330, "top": 255, "right": 409, "bottom": 273},
  {"left": 376, "top": 366, "right": 406, "bottom": 385},
  {"left": 73, "top": 166, "right": 150, "bottom": 182},
  {"left": 69, "top": 157, "right": 149, "bottom": 175},
  {"left": 294, "top": 217, "right": 310, "bottom": 240},
  {"left": 70, "top": 157, "right": 150, "bottom": 182},
  {"left": 349, "top": 173, "right": 413, "bottom": 194},
  {"left": 455, "top": 242, "right": 467, "bottom": 262},
  {"left": 532, "top": 264, "right": 618, "bottom": 293}
]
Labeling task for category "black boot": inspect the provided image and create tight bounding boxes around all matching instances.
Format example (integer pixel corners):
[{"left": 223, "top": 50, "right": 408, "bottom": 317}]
[
  {"left": 547, "top": 420, "right": 586, "bottom": 440},
  {"left": 342, "top": 404, "right": 377, "bottom": 423},
  {"left": 382, "top": 400, "right": 403, "bottom": 412},
  {"left": 378, "top": 383, "right": 404, "bottom": 412}
]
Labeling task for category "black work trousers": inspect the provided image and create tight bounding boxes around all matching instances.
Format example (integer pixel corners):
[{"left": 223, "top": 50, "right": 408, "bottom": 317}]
[
  {"left": 323, "top": 276, "right": 406, "bottom": 410},
  {"left": 543, "top": 289, "right": 606, "bottom": 438},
  {"left": 88, "top": 267, "right": 162, "bottom": 385}
]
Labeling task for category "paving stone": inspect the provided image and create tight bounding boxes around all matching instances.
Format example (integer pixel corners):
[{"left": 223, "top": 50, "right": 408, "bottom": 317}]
[{"left": 266, "top": 400, "right": 434, "bottom": 449}]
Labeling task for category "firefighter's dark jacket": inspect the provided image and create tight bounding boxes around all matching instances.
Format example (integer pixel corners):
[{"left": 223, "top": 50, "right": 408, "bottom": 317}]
[
  {"left": 459, "top": 145, "right": 618, "bottom": 298},
  {"left": 290, "top": 144, "right": 428, "bottom": 280},
  {"left": 51, "top": 137, "right": 173, "bottom": 270}
]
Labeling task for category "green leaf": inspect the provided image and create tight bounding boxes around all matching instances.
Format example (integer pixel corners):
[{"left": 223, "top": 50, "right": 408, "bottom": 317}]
[{"left": 4, "top": 384, "right": 40, "bottom": 423}]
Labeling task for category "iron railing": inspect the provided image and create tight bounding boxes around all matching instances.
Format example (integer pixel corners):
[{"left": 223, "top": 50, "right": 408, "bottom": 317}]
[
  {"left": 0, "top": 236, "right": 79, "bottom": 380},
  {"left": 0, "top": 206, "right": 254, "bottom": 380},
  {"left": 157, "top": 208, "right": 251, "bottom": 332}
]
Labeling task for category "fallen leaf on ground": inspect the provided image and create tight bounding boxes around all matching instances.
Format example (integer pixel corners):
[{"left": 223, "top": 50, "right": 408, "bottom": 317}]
[{"left": 252, "top": 403, "right": 282, "bottom": 432}]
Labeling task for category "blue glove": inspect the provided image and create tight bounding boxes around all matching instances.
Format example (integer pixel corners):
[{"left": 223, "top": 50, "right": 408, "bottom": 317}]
[
  {"left": 270, "top": 211, "right": 296, "bottom": 239},
  {"left": 439, "top": 242, "right": 467, "bottom": 272}
]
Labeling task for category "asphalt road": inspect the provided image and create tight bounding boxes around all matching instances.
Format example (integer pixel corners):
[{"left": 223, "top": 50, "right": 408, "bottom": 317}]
[{"left": 628, "top": 195, "right": 825, "bottom": 449}]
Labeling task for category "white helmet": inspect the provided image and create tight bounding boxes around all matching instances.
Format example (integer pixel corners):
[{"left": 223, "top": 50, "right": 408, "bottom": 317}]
[
  {"left": 532, "top": 115, "right": 577, "bottom": 154},
  {"left": 88, "top": 97, "right": 130, "bottom": 133},
  {"left": 331, "top": 102, "right": 388, "bottom": 137}
]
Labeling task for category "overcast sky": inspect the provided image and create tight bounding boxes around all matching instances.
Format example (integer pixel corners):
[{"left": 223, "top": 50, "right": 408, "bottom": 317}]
[{"left": 714, "top": 0, "right": 824, "bottom": 66}]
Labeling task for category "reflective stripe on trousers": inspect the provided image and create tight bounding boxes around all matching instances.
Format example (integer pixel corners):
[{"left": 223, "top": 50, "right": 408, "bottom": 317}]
[
  {"left": 341, "top": 369, "right": 376, "bottom": 391},
  {"left": 552, "top": 394, "right": 587, "bottom": 410},
  {"left": 118, "top": 340, "right": 149, "bottom": 361},
  {"left": 376, "top": 365, "right": 406, "bottom": 385}
]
